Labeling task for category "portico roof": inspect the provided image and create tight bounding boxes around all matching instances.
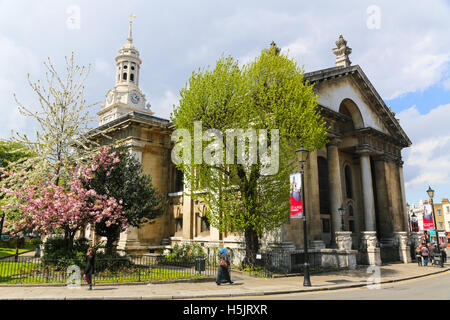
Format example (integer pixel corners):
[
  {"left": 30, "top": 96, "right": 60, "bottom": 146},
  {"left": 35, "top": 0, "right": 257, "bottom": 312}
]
[{"left": 304, "top": 65, "right": 412, "bottom": 148}]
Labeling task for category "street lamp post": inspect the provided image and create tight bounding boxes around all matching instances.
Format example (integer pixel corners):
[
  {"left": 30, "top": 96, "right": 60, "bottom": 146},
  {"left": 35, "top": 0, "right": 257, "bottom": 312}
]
[
  {"left": 426, "top": 186, "right": 443, "bottom": 267},
  {"left": 295, "top": 144, "right": 311, "bottom": 287},
  {"left": 0, "top": 213, "right": 5, "bottom": 239}
]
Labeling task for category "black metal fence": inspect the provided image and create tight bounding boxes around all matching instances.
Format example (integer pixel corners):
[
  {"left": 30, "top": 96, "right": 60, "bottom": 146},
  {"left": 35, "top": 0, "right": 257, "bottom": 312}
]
[
  {"left": 247, "top": 250, "right": 323, "bottom": 278},
  {"left": 0, "top": 250, "right": 332, "bottom": 284},
  {"left": 0, "top": 255, "right": 220, "bottom": 285}
]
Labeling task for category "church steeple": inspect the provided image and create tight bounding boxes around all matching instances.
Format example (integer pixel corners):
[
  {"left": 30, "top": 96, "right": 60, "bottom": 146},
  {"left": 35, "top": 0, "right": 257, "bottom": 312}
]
[{"left": 98, "top": 15, "right": 153, "bottom": 126}]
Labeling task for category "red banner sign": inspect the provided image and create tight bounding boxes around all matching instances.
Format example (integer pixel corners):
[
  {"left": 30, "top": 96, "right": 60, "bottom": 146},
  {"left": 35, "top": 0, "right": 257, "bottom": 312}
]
[
  {"left": 423, "top": 204, "right": 434, "bottom": 229},
  {"left": 290, "top": 173, "right": 303, "bottom": 218}
]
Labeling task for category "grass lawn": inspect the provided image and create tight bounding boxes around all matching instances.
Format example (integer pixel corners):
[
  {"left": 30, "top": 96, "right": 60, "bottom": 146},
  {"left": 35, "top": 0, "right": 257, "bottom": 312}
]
[
  {"left": 0, "top": 248, "right": 31, "bottom": 257},
  {"left": 0, "top": 261, "right": 210, "bottom": 284}
]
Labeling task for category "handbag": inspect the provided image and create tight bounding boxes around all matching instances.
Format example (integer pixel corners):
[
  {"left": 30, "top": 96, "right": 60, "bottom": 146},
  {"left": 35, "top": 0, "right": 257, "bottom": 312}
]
[{"left": 220, "top": 258, "right": 228, "bottom": 268}]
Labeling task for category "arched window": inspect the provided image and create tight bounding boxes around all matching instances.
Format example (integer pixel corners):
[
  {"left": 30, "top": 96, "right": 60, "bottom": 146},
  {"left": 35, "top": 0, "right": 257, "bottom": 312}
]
[
  {"left": 123, "top": 72, "right": 127, "bottom": 80},
  {"left": 130, "top": 74, "right": 135, "bottom": 82},
  {"left": 345, "top": 165, "right": 353, "bottom": 199},
  {"left": 318, "top": 157, "right": 330, "bottom": 214}
]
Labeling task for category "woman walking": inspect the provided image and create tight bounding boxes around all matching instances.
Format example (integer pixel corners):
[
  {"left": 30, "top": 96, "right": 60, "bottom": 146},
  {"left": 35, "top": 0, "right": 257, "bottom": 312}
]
[
  {"left": 83, "top": 248, "right": 95, "bottom": 290},
  {"left": 415, "top": 246, "right": 422, "bottom": 266},
  {"left": 421, "top": 245, "right": 429, "bottom": 267},
  {"left": 216, "top": 248, "right": 233, "bottom": 285}
]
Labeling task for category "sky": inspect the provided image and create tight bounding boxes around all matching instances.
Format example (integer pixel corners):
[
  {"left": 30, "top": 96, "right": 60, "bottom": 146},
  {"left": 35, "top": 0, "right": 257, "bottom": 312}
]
[{"left": 0, "top": 0, "right": 449, "bottom": 206}]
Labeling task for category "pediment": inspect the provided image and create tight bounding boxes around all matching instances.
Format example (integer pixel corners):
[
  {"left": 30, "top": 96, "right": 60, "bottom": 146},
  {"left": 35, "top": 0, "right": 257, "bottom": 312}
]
[{"left": 304, "top": 65, "right": 411, "bottom": 148}]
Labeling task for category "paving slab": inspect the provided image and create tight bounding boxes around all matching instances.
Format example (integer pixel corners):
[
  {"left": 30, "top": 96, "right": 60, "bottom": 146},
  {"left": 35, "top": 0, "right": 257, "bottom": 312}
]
[{"left": 0, "top": 262, "right": 448, "bottom": 300}]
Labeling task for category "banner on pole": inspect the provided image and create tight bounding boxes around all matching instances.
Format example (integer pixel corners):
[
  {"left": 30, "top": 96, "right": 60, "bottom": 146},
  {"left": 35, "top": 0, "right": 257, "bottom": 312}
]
[
  {"left": 290, "top": 173, "right": 303, "bottom": 219},
  {"left": 422, "top": 204, "right": 434, "bottom": 229}
]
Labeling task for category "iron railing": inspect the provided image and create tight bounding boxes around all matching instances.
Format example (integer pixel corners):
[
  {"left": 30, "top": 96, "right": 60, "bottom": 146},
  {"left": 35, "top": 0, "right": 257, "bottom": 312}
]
[
  {"left": 247, "top": 250, "right": 323, "bottom": 278},
  {"left": 0, "top": 250, "right": 333, "bottom": 284},
  {"left": 0, "top": 255, "right": 219, "bottom": 285}
]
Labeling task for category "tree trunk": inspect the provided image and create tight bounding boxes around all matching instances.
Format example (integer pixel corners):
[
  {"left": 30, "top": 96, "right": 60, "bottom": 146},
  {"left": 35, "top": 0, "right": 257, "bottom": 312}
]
[
  {"left": 243, "top": 227, "right": 259, "bottom": 268},
  {"left": 105, "top": 236, "right": 117, "bottom": 256}
]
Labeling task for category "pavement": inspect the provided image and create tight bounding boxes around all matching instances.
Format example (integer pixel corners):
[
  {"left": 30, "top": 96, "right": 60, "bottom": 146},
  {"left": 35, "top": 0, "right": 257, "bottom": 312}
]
[{"left": 0, "top": 259, "right": 449, "bottom": 300}]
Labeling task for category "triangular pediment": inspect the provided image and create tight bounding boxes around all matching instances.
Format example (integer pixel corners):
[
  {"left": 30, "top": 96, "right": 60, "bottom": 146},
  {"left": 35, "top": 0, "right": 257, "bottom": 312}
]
[{"left": 304, "top": 65, "right": 411, "bottom": 148}]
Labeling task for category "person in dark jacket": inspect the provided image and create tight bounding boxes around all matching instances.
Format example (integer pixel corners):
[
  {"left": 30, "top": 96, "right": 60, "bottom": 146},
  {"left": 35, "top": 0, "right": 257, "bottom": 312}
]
[
  {"left": 83, "top": 248, "right": 95, "bottom": 290},
  {"left": 421, "top": 245, "right": 429, "bottom": 266},
  {"left": 216, "top": 248, "right": 233, "bottom": 285}
]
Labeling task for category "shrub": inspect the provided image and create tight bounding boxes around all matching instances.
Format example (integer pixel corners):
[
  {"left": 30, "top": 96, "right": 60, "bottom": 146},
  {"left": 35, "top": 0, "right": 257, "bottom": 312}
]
[
  {"left": 42, "top": 236, "right": 90, "bottom": 268},
  {"left": 161, "top": 242, "right": 206, "bottom": 266}
]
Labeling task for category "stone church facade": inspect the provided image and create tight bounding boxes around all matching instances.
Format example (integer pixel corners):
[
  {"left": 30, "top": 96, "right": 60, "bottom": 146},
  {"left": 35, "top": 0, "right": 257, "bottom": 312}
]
[{"left": 89, "top": 23, "right": 412, "bottom": 267}]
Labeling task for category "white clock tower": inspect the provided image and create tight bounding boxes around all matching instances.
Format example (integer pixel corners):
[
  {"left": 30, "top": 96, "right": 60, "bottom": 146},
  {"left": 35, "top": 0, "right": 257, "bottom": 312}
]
[{"left": 98, "top": 16, "right": 154, "bottom": 126}]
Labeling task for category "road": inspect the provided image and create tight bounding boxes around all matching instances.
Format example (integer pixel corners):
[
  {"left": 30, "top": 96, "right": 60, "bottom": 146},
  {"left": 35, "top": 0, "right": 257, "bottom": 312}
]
[{"left": 218, "top": 271, "right": 450, "bottom": 300}]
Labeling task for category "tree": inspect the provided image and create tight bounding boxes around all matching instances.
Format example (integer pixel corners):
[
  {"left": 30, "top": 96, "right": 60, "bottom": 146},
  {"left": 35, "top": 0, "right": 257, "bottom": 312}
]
[
  {"left": 11, "top": 52, "right": 99, "bottom": 187},
  {"left": 0, "top": 140, "right": 34, "bottom": 168},
  {"left": 171, "top": 45, "right": 328, "bottom": 267},
  {"left": 1, "top": 163, "right": 126, "bottom": 249},
  {"left": 79, "top": 146, "right": 165, "bottom": 255}
]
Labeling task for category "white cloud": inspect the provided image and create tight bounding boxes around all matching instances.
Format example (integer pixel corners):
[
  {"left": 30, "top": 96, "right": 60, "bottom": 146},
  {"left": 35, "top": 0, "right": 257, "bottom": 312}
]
[
  {"left": 150, "top": 90, "right": 179, "bottom": 120},
  {"left": 397, "top": 104, "right": 450, "bottom": 192}
]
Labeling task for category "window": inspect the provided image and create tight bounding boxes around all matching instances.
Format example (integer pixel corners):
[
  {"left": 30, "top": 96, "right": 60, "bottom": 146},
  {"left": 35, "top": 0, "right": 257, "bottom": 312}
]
[
  {"left": 322, "top": 218, "right": 330, "bottom": 233},
  {"left": 318, "top": 157, "right": 330, "bottom": 214},
  {"left": 175, "top": 169, "right": 184, "bottom": 192},
  {"left": 201, "top": 216, "right": 210, "bottom": 233},
  {"left": 123, "top": 65, "right": 128, "bottom": 69},
  {"left": 344, "top": 165, "right": 353, "bottom": 199},
  {"left": 447, "top": 206, "right": 450, "bottom": 214},
  {"left": 123, "top": 72, "right": 127, "bottom": 80},
  {"left": 349, "top": 220, "right": 355, "bottom": 232},
  {"left": 437, "top": 209, "right": 442, "bottom": 216},
  {"left": 439, "top": 222, "right": 443, "bottom": 229},
  {"left": 130, "top": 74, "right": 135, "bottom": 82},
  {"left": 175, "top": 218, "right": 183, "bottom": 233},
  {"left": 348, "top": 204, "right": 354, "bottom": 217},
  {"left": 131, "top": 66, "right": 135, "bottom": 70}
]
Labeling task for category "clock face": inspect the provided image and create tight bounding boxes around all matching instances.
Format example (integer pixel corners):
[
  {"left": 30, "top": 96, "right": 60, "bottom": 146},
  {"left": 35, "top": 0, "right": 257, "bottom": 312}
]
[{"left": 131, "top": 91, "right": 140, "bottom": 104}]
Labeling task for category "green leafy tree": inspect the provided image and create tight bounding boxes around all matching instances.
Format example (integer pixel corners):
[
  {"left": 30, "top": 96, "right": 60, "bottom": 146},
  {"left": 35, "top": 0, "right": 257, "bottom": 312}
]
[
  {"left": 81, "top": 145, "right": 165, "bottom": 255},
  {"left": 0, "top": 140, "right": 34, "bottom": 168},
  {"left": 171, "top": 45, "right": 328, "bottom": 267}
]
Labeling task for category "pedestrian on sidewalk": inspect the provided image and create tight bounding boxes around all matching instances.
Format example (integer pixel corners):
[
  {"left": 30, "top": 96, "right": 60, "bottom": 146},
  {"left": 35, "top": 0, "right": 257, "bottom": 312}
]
[
  {"left": 83, "top": 248, "right": 95, "bottom": 290},
  {"left": 216, "top": 248, "right": 233, "bottom": 285},
  {"left": 429, "top": 243, "right": 435, "bottom": 265},
  {"left": 441, "top": 245, "right": 447, "bottom": 263},
  {"left": 421, "top": 245, "right": 429, "bottom": 266},
  {"left": 415, "top": 246, "right": 423, "bottom": 266}
]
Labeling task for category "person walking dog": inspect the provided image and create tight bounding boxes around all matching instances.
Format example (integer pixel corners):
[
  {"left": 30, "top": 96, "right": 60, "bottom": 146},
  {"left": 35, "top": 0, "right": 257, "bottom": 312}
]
[
  {"left": 83, "top": 248, "right": 95, "bottom": 290},
  {"left": 216, "top": 248, "right": 233, "bottom": 285}
]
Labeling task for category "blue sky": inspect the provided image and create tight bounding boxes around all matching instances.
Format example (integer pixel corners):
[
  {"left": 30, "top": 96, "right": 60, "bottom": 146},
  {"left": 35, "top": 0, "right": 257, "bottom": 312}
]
[{"left": 0, "top": 0, "right": 449, "bottom": 206}]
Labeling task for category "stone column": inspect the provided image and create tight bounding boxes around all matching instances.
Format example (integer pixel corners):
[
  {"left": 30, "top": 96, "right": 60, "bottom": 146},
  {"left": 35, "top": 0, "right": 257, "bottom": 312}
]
[
  {"left": 306, "top": 150, "right": 325, "bottom": 250},
  {"left": 335, "top": 231, "right": 353, "bottom": 251},
  {"left": 327, "top": 139, "right": 344, "bottom": 244},
  {"left": 394, "top": 231, "right": 411, "bottom": 263},
  {"left": 373, "top": 156, "right": 394, "bottom": 241},
  {"left": 358, "top": 151, "right": 376, "bottom": 231},
  {"left": 360, "top": 231, "right": 381, "bottom": 266},
  {"left": 397, "top": 160, "right": 409, "bottom": 232}
]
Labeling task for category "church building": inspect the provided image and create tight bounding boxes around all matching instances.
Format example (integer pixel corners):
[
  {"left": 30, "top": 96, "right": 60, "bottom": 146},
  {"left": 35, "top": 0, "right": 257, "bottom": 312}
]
[{"left": 89, "top": 22, "right": 412, "bottom": 267}]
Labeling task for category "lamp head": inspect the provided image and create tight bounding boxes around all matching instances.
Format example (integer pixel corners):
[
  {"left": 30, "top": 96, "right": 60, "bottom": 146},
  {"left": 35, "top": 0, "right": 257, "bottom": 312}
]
[
  {"left": 295, "top": 144, "right": 310, "bottom": 163},
  {"left": 426, "top": 186, "right": 435, "bottom": 199}
]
